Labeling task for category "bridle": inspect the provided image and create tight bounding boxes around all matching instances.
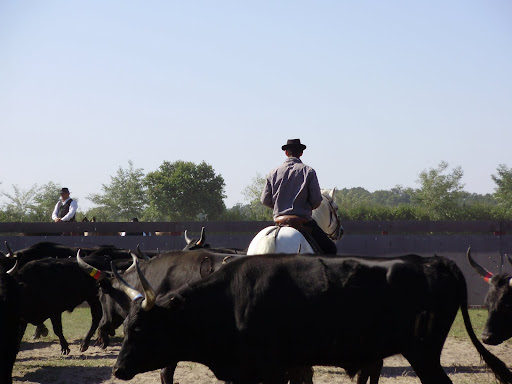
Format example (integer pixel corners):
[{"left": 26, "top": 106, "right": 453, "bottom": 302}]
[{"left": 324, "top": 197, "right": 343, "bottom": 240}]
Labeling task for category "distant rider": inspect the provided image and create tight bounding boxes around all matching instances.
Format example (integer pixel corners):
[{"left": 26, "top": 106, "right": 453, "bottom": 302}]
[{"left": 261, "top": 139, "right": 337, "bottom": 254}]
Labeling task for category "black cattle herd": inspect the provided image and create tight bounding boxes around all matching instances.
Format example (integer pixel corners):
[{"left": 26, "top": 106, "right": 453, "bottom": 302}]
[{"left": 1, "top": 231, "right": 512, "bottom": 384}]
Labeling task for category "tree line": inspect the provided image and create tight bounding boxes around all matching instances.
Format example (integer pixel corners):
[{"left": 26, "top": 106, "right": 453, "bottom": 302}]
[{"left": 1, "top": 161, "right": 512, "bottom": 222}]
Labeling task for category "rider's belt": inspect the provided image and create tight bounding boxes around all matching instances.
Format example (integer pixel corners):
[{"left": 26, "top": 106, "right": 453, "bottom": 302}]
[{"left": 274, "top": 215, "right": 309, "bottom": 230}]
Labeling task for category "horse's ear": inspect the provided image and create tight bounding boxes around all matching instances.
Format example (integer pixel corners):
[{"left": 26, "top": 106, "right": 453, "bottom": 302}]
[{"left": 329, "top": 188, "right": 336, "bottom": 199}]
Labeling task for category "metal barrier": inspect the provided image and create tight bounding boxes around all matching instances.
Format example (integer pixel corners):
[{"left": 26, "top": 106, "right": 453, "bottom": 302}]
[{"left": 1, "top": 220, "right": 511, "bottom": 305}]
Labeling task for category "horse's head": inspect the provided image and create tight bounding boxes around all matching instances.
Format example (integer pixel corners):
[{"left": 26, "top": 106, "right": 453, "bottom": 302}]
[{"left": 312, "top": 188, "right": 343, "bottom": 240}]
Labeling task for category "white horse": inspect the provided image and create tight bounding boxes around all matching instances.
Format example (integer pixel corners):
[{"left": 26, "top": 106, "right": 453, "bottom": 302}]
[{"left": 247, "top": 189, "right": 343, "bottom": 255}]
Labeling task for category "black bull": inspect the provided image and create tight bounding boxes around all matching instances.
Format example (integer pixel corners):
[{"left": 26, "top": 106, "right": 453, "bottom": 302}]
[
  {"left": 3, "top": 241, "right": 138, "bottom": 343},
  {"left": 0, "top": 264, "right": 20, "bottom": 384},
  {"left": 113, "top": 253, "right": 512, "bottom": 384},
  {"left": 467, "top": 247, "right": 512, "bottom": 345},
  {"left": 91, "top": 251, "right": 325, "bottom": 384},
  {"left": 88, "top": 250, "right": 236, "bottom": 383},
  {"left": 14, "top": 252, "right": 134, "bottom": 355}
]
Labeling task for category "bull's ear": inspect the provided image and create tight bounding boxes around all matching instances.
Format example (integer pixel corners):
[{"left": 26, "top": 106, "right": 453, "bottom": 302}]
[{"left": 98, "top": 278, "right": 113, "bottom": 292}]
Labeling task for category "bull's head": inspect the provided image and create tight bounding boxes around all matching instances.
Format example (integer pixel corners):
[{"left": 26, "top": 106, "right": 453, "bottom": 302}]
[
  {"left": 112, "top": 256, "right": 172, "bottom": 380},
  {"left": 111, "top": 254, "right": 156, "bottom": 312},
  {"left": 183, "top": 227, "right": 208, "bottom": 250},
  {"left": 3, "top": 242, "right": 18, "bottom": 274},
  {"left": 467, "top": 247, "right": 512, "bottom": 345}
]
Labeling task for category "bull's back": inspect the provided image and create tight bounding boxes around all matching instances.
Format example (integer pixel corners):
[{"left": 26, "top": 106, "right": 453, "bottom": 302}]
[
  {"left": 16, "top": 259, "right": 98, "bottom": 322},
  {"left": 225, "top": 254, "right": 461, "bottom": 366},
  {"left": 119, "top": 250, "right": 237, "bottom": 294}
]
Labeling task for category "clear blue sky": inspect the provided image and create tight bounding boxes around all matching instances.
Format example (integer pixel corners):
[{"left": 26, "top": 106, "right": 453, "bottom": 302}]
[{"left": 1, "top": 1, "right": 511, "bottom": 212}]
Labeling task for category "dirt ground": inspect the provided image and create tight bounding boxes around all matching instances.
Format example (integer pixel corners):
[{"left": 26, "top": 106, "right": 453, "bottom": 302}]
[{"left": 12, "top": 336, "right": 512, "bottom": 384}]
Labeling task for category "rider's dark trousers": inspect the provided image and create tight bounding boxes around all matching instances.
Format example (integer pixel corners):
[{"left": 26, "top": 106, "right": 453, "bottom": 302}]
[{"left": 301, "top": 220, "right": 338, "bottom": 255}]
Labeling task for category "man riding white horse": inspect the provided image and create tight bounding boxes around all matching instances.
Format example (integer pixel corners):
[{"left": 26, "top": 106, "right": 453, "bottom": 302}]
[{"left": 259, "top": 138, "right": 339, "bottom": 255}]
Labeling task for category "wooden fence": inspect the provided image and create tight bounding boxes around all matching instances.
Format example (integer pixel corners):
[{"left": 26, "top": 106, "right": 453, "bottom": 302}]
[{"left": 1, "top": 220, "right": 511, "bottom": 305}]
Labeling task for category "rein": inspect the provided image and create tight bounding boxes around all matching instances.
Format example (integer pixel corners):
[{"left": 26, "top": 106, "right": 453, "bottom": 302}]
[{"left": 324, "top": 198, "right": 342, "bottom": 239}]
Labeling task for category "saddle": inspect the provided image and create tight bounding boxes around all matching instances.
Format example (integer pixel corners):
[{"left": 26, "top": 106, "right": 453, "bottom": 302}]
[
  {"left": 273, "top": 215, "right": 323, "bottom": 254},
  {"left": 274, "top": 215, "right": 309, "bottom": 230}
]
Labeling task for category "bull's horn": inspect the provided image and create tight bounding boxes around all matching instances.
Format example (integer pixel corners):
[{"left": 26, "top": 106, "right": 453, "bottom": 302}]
[
  {"left": 329, "top": 188, "right": 336, "bottom": 199},
  {"left": 506, "top": 255, "right": 512, "bottom": 288},
  {"left": 5, "top": 241, "right": 14, "bottom": 257},
  {"left": 196, "top": 227, "right": 205, "bottom": 246},
  {"left": 121, "top": 253, "right": 138, "bottom": 275},
  {"left": 506, "top": 254, "right": 512, "bottom": 267},
  {"left": 136, "top": 244, "right": 150, "bottom": 261},
  {"left": 111, "top": 260, "right": 145, "bottom": 303},
  {"left": 467, "top": 247, "right": 493, "bottom": 284},
  {"left": 184, "top": 230, "right": 192, "bottom": 244},
  {"left": 7, "top": 260, "right": 18, "bottom": 275},
  {"left": 76, "top": 250, "right": 103, "bottom": 280},
  {"left": 134, "top": 258, "right": 156, "bottom": 311}
]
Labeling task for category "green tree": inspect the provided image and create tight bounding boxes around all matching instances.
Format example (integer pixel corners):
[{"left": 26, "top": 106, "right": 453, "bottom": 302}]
[
  {"left": 220, "top": 203, "right": 252, "bottom": 220},
  {"left": 31, "top": 181, "right": 62, "bottom": 221},
  {"left": 335, "top": 187, "right": 372, "bottom": 209},
  {"left": 241, "top": 173, "right": 273, "bottom": 220},
  {"left": 87, "top": 161, "right": 148, "bottom": 221},
  {"left": 411, "top": 161, "right": 465, "bottom": 220},
  {"left": 374, "top": 186, "right": 413, "bottom": 206},
  {"left": 491, "top": 164, "right": 512, "bottom": 215},
  {"left": 145, "top": 160, "right": 226, "bottom": 221},
  {"left": 1, "top": 184, "right": 39, "bottom": 221}
]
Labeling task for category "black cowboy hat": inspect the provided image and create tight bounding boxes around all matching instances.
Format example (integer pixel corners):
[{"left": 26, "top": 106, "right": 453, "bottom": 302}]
[
  {"left": 60, "top": 188, "right": 70, "bottom": 194},
  {"left": 282, "top": 139, "right": 307, "bottom": 151}
]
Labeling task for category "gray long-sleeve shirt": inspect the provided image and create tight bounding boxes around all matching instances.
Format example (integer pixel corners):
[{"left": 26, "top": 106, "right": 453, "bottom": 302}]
[{"left": 261, "top": 157, "right": 323, "bottom": 220}]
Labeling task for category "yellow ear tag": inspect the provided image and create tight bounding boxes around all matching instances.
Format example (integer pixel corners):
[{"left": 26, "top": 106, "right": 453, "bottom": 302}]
[{"left": 89, "top": 268, "right": 102, "bottom": 280}]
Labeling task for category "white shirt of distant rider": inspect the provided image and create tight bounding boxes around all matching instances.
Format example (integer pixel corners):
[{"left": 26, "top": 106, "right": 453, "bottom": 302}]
[{"left": 51, "top": 198, "right": 78, "bottom": 222}]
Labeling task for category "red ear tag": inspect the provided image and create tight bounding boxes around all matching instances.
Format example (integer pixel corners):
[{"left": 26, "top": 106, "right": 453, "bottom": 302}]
[{"left": 484, "top": 272, "right": 493, "bottom": 283}]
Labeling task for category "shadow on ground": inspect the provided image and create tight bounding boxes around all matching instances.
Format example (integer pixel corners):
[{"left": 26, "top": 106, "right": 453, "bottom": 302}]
[
  {"left": 319, "top": 365, "right": 487, "bottom": 378},
  {"left": 15, "top": 365, "right": 114, "bottom": 383}
]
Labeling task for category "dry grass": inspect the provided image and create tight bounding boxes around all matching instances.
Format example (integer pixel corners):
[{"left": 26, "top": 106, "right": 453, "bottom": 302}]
[{"left": 13, "top": 307, "right": 512, "bottom": 384}]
